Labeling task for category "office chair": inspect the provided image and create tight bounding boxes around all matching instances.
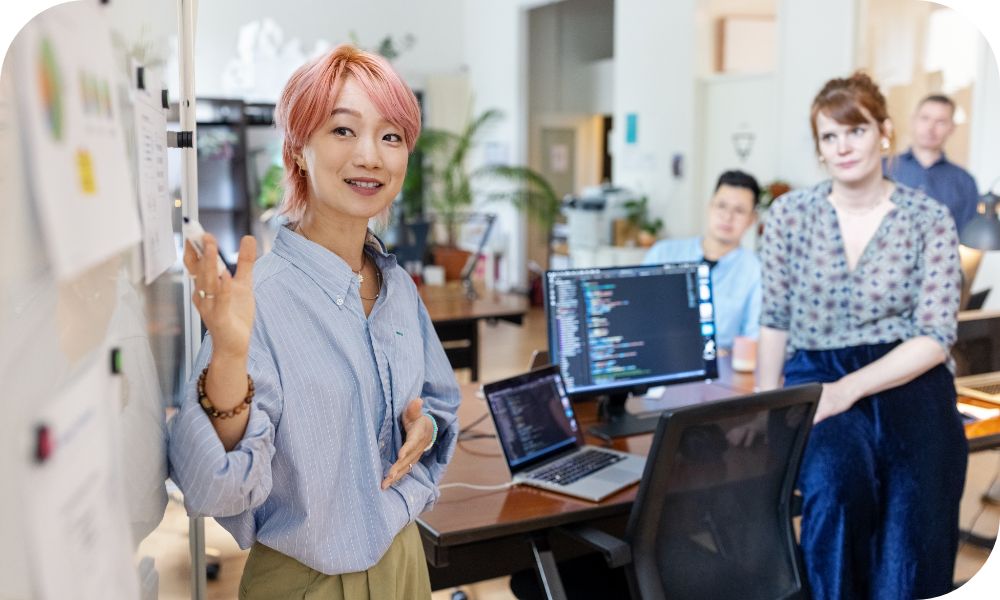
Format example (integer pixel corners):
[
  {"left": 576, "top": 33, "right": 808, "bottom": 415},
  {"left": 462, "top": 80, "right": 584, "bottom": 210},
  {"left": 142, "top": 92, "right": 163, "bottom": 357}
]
[{"left": 545, "top": 384, "right": 820, "bottom": 600}]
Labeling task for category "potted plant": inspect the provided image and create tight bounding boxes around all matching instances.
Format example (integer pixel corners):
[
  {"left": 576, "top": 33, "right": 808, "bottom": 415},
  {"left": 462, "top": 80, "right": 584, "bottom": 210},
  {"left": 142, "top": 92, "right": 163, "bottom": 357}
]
[
  {"left": 424, "top": 109, "right": 503, "bottom": 248},
  {"left": 623, "top": 196, "right": 663, "bottom": 247},
  {"left": 416, "top": 108, "right": 561, "bottom": 278},
  {"left": 474, "top": 164, "right": 561, "bottom": 260}
]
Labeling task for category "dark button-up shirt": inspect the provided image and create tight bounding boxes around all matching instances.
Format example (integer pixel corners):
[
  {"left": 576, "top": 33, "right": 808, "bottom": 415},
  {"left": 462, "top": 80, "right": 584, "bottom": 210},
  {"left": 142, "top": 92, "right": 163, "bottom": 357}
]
[{"left": 884, "top": 148, "right": 979, "bottom": 231}]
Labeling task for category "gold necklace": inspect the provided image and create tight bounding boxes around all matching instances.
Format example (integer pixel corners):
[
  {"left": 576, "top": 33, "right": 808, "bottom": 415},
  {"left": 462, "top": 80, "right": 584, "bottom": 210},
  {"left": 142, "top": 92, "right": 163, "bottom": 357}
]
[
  {"left": 297, "top": 225, "right": 371, "bottom": 287},
  {"left": 359, "top": 264, "right": 382, "bottom": 301},
  {"left": 352, "top": 253, "right": 367, "bottom": 284}
]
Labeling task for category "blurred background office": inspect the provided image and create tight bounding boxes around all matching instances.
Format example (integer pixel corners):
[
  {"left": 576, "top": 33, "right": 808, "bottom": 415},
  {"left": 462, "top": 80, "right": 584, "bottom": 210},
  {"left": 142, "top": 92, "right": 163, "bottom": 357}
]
[{"left": 20, "top": 0, "right": 997, "bottom": 598}]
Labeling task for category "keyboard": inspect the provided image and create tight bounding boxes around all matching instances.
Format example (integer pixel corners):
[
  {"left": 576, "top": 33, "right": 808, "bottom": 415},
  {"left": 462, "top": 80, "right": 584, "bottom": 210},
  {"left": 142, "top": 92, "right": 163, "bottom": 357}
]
[
  {"left": 956, "top": 372, "right": 1000, "bottom": 405},
  {"left": 968, "top": 382, "right": 1000, "bottom": 396},
  {"left": 530, "top": 449, "right": 624, "bottom": 486}
]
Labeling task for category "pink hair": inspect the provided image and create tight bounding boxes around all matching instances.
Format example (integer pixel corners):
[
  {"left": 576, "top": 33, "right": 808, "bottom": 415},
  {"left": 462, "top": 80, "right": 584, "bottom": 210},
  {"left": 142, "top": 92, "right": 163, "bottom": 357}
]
[{"left": 274, "top": 44, "right": 421, "bottom": 223}]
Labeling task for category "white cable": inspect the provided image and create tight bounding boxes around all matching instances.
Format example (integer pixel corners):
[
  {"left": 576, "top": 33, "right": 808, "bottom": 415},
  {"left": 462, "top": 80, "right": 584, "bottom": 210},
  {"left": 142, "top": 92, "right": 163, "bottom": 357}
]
[{"left": 439, "top": 481, "right": 514, "bottom": 491}]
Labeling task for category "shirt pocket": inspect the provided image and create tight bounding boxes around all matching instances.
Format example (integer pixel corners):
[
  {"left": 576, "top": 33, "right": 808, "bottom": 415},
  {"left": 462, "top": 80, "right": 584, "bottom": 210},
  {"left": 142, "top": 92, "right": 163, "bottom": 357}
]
[{"left": 382, "top": 315, "right": 426, "bottom": 421}]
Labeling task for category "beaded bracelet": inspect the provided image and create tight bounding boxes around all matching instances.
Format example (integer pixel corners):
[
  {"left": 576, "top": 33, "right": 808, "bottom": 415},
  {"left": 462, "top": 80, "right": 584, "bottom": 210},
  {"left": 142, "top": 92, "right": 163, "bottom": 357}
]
[
  {"left": 422, "top": 413, "right": 438, "bottom": 453},
  {"left": 197, "top": 366, "right": 255, "bottom": 419}
]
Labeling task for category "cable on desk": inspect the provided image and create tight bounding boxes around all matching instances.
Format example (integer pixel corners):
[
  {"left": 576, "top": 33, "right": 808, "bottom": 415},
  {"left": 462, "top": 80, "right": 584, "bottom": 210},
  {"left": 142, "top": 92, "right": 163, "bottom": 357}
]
[
  {"left": 458, "top": 428, "right": 495, "bottom": 442},
  {"left": 457, "top": 413, "right": 491, "bottom": 438},
  {"left": 439, "top": 481, "right": 515, "bottom": 492}
]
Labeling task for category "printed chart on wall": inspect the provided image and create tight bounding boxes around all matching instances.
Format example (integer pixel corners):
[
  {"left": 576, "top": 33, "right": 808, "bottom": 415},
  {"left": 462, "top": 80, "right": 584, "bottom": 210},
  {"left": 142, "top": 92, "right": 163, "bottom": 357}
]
[
  {"left": 24, "top": 348, "right": 139, "bottom": 599},
  {"left": 131, "top": 63, "right": 175, "bottom": 283},
  {"left": 12, "top": 0, "right": 140, "bottom": 281}
]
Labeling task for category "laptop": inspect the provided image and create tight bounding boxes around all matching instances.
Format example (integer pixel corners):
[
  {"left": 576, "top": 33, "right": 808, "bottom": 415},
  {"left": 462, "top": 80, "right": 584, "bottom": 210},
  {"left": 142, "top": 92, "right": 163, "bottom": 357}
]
[
  {"left": 956, "top": 372, "right": 1000, "bottom": 405},
  {"left": 483, "top": 366, "right": 646, "bottom": 502}
]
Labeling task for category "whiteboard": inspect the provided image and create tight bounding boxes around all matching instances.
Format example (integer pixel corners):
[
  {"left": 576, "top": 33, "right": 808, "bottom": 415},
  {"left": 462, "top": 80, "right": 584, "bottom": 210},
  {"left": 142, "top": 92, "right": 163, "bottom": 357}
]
[{"left": 0, "top": 1, "right": 182, "bottom": 598}]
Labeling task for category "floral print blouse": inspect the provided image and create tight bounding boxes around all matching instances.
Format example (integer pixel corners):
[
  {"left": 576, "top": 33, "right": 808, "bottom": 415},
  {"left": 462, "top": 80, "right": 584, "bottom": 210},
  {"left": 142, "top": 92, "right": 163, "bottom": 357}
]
[{"left": 760, "top": 180, "right": 960, "bottom": 354}]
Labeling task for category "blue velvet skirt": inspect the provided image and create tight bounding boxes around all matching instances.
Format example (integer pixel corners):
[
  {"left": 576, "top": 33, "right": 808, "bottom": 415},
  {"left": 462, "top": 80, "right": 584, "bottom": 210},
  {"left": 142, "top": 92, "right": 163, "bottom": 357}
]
[{"left": 784, "top": 342, "right": 967, "bottom": 600}]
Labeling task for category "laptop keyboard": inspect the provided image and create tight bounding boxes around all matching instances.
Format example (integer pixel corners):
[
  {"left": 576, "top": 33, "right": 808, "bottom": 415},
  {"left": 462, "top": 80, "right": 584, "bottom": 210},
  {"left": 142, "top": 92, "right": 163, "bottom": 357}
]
[
  {"left": 969, "top": 382, "right": 1000, "bottom": 396},
  {"left": 531, "top": 449, "right": 624, "bottom": 486}
]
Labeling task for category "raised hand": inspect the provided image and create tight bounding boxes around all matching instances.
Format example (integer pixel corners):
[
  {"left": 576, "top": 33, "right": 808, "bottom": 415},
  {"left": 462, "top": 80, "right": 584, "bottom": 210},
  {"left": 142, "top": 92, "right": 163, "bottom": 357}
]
[
  {"left": 183, "top": 234, "right": 257, "bottom": 359},
  {"left": 382, "top": 398, "right": 435, "bottom": 490}
]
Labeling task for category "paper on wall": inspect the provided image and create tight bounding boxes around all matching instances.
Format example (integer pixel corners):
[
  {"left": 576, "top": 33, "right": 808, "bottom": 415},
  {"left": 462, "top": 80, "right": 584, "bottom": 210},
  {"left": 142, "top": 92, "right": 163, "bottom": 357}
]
[
  {"left": 23, "top": 351, "right": 139, "bottom": 600},
  {"left": 12, "top": 1, "right": 141, "bottom": 281},
  {"left": 131, "top": 65, "right": 176, "bottom": 283}
]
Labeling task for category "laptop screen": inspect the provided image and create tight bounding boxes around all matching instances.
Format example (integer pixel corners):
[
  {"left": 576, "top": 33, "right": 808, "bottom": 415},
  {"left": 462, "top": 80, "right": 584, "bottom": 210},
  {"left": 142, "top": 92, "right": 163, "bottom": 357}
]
[{"left": 484, "top": 366, "right": 583, "bottom": 473}]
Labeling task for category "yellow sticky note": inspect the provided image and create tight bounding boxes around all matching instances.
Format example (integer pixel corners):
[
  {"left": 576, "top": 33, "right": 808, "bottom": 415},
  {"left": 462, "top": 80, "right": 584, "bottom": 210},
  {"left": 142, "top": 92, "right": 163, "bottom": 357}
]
[{"left": 76, "top": 148, "right": 96, "bottom": 195}]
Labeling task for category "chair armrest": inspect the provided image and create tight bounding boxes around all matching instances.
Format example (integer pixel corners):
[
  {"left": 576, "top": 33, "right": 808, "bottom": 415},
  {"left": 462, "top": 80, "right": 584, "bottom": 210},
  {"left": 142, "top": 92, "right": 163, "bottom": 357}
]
[{"left": 555, "top": 525, "right": 632, "bottom": 569}]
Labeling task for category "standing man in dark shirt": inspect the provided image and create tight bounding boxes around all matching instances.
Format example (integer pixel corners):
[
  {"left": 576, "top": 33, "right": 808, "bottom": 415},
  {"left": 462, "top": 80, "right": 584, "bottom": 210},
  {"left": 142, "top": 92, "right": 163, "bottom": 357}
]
[{"left": 885, "top": 94, "right": 979, "bottom": 231}]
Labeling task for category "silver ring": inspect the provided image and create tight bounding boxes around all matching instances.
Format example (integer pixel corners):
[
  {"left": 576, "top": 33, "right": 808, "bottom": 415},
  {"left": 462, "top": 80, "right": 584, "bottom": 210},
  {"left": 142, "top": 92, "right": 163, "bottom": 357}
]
[{"left": 407, "top": 463, "right": 413, "bottom": 473}]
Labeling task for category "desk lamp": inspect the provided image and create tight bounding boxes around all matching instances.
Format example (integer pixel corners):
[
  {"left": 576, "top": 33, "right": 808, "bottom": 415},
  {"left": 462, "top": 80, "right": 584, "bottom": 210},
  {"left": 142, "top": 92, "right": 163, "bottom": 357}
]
[{"left": 958, "top": 192, "right": 1000, "bottom": 309}]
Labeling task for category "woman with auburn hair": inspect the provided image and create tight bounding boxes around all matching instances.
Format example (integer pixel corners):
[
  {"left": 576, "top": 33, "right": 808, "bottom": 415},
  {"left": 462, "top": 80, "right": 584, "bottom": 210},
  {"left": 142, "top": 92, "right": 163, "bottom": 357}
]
[
  {"left": 756, "top": 72, "right": 967, "bottom": 599},
  {"left": 169, "top": 44, "right": 459, "bottom": 599}
]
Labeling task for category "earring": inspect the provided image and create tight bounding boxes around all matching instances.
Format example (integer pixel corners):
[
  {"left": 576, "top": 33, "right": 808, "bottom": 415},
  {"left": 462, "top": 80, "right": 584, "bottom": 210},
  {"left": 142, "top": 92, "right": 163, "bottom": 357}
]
[
  {"left": 298, "top": 165, "right": 307, "bottom": 177},
  {"left": 880, "top": 138, "right": 890, "bottom": 151}
]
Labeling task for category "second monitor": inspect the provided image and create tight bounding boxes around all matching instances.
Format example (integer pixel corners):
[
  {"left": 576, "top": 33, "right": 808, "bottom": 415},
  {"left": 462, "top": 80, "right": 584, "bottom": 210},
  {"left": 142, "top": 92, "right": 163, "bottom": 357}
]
[{"left": 544, "top": 262, "right": 718, "bottom": 439}]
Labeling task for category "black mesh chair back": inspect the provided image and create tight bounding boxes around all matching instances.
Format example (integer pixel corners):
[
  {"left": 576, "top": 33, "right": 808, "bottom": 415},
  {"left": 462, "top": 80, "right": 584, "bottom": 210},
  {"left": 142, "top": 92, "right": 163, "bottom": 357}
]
[{"left": 624, "top": 384, "right": 821, "bottom": 600}]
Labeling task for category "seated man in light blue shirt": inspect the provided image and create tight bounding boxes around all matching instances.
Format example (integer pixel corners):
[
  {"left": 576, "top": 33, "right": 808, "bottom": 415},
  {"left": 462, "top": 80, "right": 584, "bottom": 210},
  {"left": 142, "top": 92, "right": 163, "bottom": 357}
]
[{"left": 643, "top": 170, "right": 762, "bottom": 348}]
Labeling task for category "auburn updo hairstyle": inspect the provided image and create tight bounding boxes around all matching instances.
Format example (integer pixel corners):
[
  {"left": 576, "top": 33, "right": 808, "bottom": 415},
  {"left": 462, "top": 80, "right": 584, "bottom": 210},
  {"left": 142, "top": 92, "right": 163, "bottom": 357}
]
[{"left": 809, "top": 71, "right": 894, "bottom": 155}]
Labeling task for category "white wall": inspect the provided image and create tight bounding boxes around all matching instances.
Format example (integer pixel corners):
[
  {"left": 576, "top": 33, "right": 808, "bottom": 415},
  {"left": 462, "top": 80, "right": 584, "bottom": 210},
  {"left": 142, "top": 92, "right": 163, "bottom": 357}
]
[
  {"left": 696, "top": 73, "right": 778, "bottom": 235},
  {"left": 528, "top": 1, "right": 613, "bottom": 122},
  {"left": 970, "top": 38, "right": 1000, "bottom": 193},
  {"left": 969, "top": 37, "right": 1000, "bottom": 309},
  {"left": 462, "top": 0, "right": 532, "bottom": 290},
  {"left": 774, "top": 0, "right": 859, "bottom": 187},
  {"left": 612, "top": 0, "right": 699, "bottom": 238},
  {"left": 192, "top": 0, "right": 466, "bottom": 100}
]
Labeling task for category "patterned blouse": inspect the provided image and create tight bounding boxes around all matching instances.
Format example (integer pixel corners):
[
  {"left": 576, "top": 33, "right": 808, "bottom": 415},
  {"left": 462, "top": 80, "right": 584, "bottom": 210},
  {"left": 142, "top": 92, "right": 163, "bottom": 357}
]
[{"left": 759, "top": 180, "right": 960, "bottom": 354}]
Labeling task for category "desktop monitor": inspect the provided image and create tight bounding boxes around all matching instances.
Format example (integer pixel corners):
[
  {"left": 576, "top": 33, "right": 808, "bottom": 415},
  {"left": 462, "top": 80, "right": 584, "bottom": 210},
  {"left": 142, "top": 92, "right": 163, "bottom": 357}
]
[{"left": 544, "top": 262, "right": 718, "bottom": 439}]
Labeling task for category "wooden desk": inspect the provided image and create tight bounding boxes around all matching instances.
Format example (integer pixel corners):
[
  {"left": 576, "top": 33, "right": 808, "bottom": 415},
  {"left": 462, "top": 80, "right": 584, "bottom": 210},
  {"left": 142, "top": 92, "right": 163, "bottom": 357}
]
[
  {"left": 418, "top": 360, "right": 756, "bottom": 589},
  {"left": 418, "top": 360, "right": 1000, "bottom": 590},
  {"left": 420, "top": 284, "right": 528, "bottom": 381}
]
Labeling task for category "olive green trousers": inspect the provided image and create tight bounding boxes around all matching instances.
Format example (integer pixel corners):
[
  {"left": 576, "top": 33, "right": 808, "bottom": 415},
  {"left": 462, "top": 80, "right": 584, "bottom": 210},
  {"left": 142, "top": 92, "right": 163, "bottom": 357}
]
[{"left": 238, "top": 523, "right": 431, "bottom": 599}]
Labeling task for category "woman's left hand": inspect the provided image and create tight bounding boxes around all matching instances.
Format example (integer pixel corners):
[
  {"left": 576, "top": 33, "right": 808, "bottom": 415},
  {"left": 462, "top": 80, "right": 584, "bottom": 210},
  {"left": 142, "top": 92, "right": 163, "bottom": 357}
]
[
  {"left": 814, "top": 379, "right": 862, "bottom": 424},
  {"left": 382, "top": 398, "right": 434, "bottom": 490}
]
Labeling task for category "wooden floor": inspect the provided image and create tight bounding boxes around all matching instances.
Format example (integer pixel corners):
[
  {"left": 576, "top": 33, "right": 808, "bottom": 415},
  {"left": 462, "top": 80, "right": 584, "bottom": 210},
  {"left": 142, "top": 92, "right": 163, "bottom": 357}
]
[{"left": 139, "top": 307, "right": 999, "bottom": 599}]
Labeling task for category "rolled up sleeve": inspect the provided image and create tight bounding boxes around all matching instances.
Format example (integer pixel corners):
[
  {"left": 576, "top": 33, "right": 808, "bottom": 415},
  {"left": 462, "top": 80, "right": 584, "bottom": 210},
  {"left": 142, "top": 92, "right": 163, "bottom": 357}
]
[
  {"left": 913, "top": 204, "right": 960, "bottom": 351},
  {"left": 167, "top": 334, "right": 282, "bottom": 518},
  {"left": 760, "top": 199, "right": 794, "bottom": 332}
]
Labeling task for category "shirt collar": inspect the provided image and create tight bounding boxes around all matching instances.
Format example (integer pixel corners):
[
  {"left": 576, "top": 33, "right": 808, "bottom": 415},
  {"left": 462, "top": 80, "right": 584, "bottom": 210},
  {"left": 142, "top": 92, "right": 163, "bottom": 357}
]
[
  {"left": 695, "top": 235, "right": 744, "bottom": 266},
  {"left": 272, "top": 226, "right": 397, "bottom": 308},
  {"left": 902, "top": 147, "right": 949, "bottom": 168}
]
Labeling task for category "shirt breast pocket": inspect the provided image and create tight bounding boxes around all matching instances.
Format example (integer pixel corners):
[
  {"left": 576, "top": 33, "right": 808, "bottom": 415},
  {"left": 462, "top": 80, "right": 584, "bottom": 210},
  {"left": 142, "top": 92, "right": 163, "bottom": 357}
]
[{"left": 383, "top": 316, "right": 426, "bottom": 420}]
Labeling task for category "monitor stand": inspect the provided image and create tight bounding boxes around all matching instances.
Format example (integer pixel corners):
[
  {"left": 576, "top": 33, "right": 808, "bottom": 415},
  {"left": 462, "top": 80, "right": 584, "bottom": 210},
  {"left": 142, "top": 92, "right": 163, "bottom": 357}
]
[{"left": 588, "top": 392, "right": 660, "bottom": 441}]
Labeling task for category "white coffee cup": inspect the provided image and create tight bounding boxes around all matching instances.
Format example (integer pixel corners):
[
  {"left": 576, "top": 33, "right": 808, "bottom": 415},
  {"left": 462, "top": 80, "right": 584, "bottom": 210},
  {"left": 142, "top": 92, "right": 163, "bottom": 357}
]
[
  {"left": 423, "top": 265, "right": 446, "bottom": 286},
  {"left": 731, "top": 336, "right": 757, "bottom": 373}
]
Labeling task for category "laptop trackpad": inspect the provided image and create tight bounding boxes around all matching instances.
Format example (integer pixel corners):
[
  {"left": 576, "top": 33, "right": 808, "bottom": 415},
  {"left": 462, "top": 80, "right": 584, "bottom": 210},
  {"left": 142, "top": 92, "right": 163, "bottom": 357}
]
[{"left": 591, "top": 461, "right": 643, "bottom": 482}]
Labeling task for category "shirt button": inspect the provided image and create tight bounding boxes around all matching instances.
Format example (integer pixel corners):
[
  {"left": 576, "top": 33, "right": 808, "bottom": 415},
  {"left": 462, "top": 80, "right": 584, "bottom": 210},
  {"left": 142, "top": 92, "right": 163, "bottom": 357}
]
[{"left": 335, "top": 296, "right": 344, "bottom": 305}]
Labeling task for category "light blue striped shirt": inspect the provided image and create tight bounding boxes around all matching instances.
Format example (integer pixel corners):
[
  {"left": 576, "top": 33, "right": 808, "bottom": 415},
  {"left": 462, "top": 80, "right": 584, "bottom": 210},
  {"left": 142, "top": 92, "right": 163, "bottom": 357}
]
[
  {"left": 168, "top": 226, "right": 460, "bottom": 575},
  {"left": 643, "top": 236, "right": 762, "bottom": 348}
]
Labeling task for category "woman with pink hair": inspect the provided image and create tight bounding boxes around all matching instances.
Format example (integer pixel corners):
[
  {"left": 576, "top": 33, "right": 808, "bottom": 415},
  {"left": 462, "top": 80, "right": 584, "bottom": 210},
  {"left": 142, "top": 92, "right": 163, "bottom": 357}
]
[{"left": 169, "top": 45, "right": 459, "bottom": 599}]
